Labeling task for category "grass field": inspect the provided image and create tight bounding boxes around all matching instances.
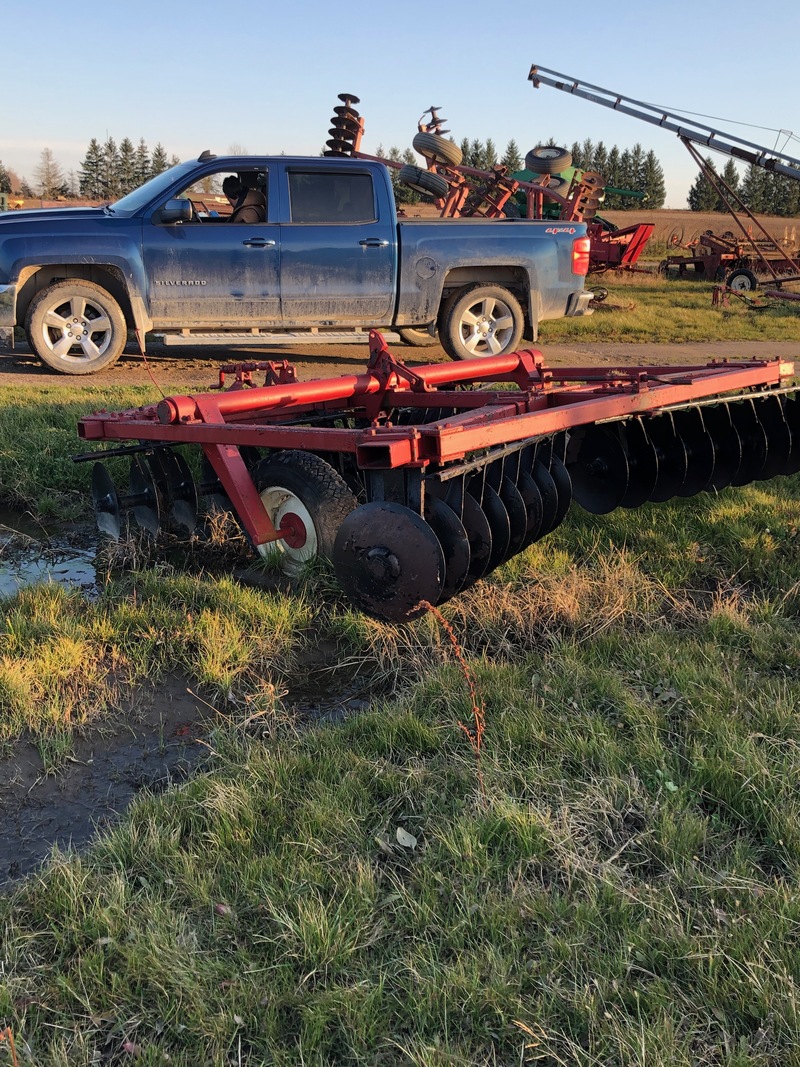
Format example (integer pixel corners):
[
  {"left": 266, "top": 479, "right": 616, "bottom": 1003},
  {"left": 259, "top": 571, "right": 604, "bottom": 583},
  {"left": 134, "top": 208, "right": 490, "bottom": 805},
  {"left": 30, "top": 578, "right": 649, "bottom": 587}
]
[{"left": 1, "top": 302, "right": 800, "bottom": 1064}]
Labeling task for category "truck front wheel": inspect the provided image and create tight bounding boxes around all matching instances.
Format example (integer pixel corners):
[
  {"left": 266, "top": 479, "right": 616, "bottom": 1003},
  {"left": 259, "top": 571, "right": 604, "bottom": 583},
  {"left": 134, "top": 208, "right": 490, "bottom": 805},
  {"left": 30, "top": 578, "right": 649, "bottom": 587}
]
[
  {"left": 25, "top": 279, "right": 127, "bottom": 375},
  {"left": 440, "top": 285, "right": 524, "bottom": 361}
]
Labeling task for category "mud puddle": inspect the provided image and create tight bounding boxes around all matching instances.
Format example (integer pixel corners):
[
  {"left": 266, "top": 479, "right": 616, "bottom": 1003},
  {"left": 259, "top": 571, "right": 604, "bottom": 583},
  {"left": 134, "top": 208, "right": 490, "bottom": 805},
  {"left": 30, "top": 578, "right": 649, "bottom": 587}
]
[{"left": 0, "top": 509, "right": 98, "bottom": 598}]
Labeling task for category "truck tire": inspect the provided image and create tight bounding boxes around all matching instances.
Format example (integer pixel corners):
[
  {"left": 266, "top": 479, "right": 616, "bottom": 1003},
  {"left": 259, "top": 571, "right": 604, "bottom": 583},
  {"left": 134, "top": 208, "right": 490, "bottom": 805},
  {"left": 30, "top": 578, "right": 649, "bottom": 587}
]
[
  {"left": 412, "top": 132, "right": 463, "bottom": 167},
  {"left": 398, "top": 165, "right": 449, "bottom": 199},
  {"left": 254, "top": 450, "right": 357, "bottom": 575},
  {"left": 727, "top": 268, "right": 759, "bottom": 292},
  {"left": 25, "top": 279, "right": 127, "bottom": 375},
  {"left": 525, "top": 145, "right": 572, "bottom": 174},
  {"left": 440, "top": 284, "right": 524, "bottom": 361},
  {"left": 397, "top": 325, "right": 440, "bottom": 347}
]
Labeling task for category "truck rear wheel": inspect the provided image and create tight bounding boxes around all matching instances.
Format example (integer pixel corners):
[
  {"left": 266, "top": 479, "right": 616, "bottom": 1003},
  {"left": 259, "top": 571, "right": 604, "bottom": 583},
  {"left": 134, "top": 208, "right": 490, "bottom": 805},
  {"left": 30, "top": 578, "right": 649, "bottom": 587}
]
[
  {"left": 440, "top": 284, "right": 524, "bottom": 361},
  {"left": 25, "top": 279, "right": 127, "bottom": 374}
]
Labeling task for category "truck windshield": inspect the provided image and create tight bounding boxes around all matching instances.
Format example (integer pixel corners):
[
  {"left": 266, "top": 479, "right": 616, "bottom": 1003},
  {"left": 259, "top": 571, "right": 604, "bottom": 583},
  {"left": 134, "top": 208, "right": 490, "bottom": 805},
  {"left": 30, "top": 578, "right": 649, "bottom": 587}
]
[{"left": 110, "top": 161, "right": 203, "bottom": 215}]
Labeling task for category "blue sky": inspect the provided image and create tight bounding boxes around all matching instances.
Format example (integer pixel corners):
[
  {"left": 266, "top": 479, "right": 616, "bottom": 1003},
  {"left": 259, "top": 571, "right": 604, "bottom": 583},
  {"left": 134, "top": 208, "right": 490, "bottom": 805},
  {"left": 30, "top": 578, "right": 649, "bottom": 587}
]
[{"left": 4, "top": 0, "right": 798, "bottom": 208}]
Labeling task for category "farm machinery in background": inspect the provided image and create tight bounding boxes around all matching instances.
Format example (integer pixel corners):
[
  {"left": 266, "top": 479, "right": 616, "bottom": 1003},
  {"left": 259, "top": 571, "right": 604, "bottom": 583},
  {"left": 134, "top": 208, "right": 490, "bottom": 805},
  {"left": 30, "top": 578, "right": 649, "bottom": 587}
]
[
  {"left": 78, "top": 331, "right": 799, "bottom": 622},
  {"left": 528, "top": 64, "right": 800, "bottom": 293},
  {"left": 323, "top": 94, "right": 654, "bottom": 277}
]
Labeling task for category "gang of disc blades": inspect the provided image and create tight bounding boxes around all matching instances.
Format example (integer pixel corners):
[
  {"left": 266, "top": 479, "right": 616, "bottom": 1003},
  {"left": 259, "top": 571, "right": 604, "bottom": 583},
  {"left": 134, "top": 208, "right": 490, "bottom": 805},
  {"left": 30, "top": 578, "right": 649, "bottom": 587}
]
[
  {"left": 728, "top": 400, "right": 767, "bottom": 486},
  {"left": 332, "top": 501, "right": 444, "bottom": 622},
  {"left": 471, "top": 483, "right": 511, "bottom": 573},
  {"left": 129, "top": 455, "right": 161, "bottom": 537},
  {"left": 424, "top": 496, "right": 471, "bottom": 601},
  {"left": 753, "top": 395, "right": 792, "bottom": 480},
  {"left": 460, "top": 493, "right": 493, "bottom": 589},
  {"left": 548, "top": 454, "right": 573, "bottom": 527},
  {"left": 780, "top": 395, "right": 800, "bottom": 475},
  {"left": 515, "top": 468, "right": 544, "bottom": 545},
  {"left": 499, "top": 477, "right": 529, "bottom": 557},
  {"left": 672, "top": 408, "right": 715, "bottom": 497},
  {"left": 91, "top": 463, "right": 121, "bottom": 540},
  {"left": 645, "top": 414, "right": 688, "bottom": 502},
  {"left": 531, "top": 458, "right": 560, "bottom": 531},
  {"left": 569, "top": 427, "right": 629, "bottom": 514},
  {"left": 617, "top": 419, "right": 658, "bottom": 508},
  {"left": 701, "top": 403, "right": 742, "bottom": 491}
]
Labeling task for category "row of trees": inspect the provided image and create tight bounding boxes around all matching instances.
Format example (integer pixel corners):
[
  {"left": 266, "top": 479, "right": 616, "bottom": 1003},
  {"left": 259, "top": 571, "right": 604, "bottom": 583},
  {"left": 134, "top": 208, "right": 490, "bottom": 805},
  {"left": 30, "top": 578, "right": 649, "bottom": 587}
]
[{"left": 687, "top": 158, "right": 800, "bottom": 217}]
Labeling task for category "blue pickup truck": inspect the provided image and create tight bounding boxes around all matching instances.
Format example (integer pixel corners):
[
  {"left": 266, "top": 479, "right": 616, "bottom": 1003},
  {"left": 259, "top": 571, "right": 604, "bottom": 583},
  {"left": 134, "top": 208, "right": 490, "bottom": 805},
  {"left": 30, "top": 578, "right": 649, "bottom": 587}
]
[{"left": 0, "top": 153, "right": 593, "bottom": 375}]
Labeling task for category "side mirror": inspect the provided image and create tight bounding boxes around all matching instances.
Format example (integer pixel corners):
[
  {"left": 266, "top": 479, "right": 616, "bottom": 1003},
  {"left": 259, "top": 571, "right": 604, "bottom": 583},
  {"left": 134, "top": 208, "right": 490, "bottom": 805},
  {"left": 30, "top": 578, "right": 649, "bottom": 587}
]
[{"left": 160, "top": 199, "right": 193, "bottom": 224}]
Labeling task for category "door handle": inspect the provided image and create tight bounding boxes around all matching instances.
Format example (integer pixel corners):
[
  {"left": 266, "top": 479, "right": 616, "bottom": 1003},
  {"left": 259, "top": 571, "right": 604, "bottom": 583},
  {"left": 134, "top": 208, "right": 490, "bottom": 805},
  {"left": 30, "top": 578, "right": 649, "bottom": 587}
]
[
  {"left": 242, "top": 238, "right": 276, "bottom": 247},
  {"left": 359, "top": 238, "right": 390, "bottom": 247}
]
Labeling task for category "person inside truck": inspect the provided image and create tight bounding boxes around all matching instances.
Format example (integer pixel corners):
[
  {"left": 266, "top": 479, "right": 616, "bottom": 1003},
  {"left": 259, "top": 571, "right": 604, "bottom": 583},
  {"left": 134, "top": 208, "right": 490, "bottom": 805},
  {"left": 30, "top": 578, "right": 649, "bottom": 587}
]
[{"left": 223, "top": 173, "right": 266, "bottom": 224}]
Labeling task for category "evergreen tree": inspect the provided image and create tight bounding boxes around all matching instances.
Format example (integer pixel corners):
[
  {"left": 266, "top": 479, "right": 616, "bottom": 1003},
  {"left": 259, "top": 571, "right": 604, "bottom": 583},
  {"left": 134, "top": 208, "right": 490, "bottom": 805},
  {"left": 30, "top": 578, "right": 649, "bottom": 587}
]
[
  {"left": 150, "top": 143, "right": 169, "bottom": 177},
  {"left": 581, "top": 139, "right": 595, "bottom": 172},
  {"left": 79, "top": 138, "right": 105, "bottom": 198},
  {"left": 605, "top": 146, "right": 621, "bottom": 205},
  {"left": 117, "top": 138, "right": 137, "bottom": 195},
  {"left": 459, "top": 138, "right": 471, "bottom": 167},
  {"left": 570, "top": 140, "right": 583, "bottom": 169},
  {"left": 501, "top": 139, "right": 522, "bottom": 173},
  {"left": 134, "top": 138, "right": 150, "bottom": 187},
  {"left": 102, "top": 137, "right": 120, "bottom": 199},
  {"left": 484, "top": 138, "right": 497, "bottom": 168},
  {"left": 470, "top": 139, "right": 485, "bottom": 170},
  {"left": 34, "top": 147, "right": 65, "bottom": 198},
  {"left": 687, "top": 158, "right": 719, "bottom": 211},
  {"left": 20, "top": 179, "right": 34, "bottom": 198},
  {"left": 592, "top": 142, "right": 609, "bottom": 180},
  {"left": 641, "top": 149, "right": 665, "bottom": 208},
  {"left": 0, "top": 161, "right": 10, "bottom": 194},
  {"left": 720, "top": 159, "right": 741, "bottom": 199},
  {"left": 741, "top": 164, "right": 770, "bottom": 213}
]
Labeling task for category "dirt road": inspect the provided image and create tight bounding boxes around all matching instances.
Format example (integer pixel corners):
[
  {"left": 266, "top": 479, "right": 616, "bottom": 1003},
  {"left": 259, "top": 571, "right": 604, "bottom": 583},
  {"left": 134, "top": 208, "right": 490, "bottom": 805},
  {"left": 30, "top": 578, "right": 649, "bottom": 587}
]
[{"left": 3, "top": 336, "right": 800, "bottom": 391}]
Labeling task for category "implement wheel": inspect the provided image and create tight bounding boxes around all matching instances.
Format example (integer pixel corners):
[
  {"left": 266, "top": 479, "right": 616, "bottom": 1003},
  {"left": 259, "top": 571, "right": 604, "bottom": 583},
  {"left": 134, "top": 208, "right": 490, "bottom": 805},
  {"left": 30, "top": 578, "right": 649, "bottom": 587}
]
[
  {"left": 412, "top": 132, "right": 463, "bottom": 167},
  {"left": 254, "top": 450, "right": 357, "bottom": 575},
  {"left": 727, "top": 268, "right": 759, "bottom": 292}
]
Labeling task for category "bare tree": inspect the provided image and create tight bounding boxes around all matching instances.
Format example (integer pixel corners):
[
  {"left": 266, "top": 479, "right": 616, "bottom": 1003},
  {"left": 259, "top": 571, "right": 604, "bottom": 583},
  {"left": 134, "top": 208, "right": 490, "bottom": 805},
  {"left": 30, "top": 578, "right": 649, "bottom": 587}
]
[{"left": 35, "top": 147, "right": 65, "bottom": 198}]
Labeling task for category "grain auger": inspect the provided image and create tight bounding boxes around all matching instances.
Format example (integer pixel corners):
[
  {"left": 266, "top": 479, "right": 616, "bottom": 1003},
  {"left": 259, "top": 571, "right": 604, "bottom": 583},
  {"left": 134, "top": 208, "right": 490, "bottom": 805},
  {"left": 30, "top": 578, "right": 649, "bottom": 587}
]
[{"left": 75, "top": 332, "right": 799, "bottom": 622}]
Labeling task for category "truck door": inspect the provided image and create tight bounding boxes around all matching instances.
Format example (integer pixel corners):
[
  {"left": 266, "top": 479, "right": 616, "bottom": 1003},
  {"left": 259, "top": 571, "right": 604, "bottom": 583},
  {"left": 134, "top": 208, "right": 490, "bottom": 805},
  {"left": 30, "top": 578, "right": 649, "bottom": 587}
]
[
  {"left": 280, "top": 167, "right": 396, "bottom": 326},
  {"left": 143, "top": 168, "right": 280, "bottom": 326}
]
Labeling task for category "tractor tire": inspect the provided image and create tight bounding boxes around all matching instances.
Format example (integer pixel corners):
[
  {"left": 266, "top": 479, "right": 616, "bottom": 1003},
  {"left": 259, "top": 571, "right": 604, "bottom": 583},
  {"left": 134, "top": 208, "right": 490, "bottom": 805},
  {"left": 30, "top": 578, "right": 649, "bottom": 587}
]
[
  {"left": 397, "top": 325, "right": 440, "bottom": 347},
  {"left": 25, "top": 279, "right": 127, "bottom": 375},
  {"left": 254, "top": 450, "right": 357, "bottom": 575},
  {"left": 398, "top": 165, "right": 449, "bottom": 199},
  {"left": 727, "top": 268, "right": 759, "bottom": 292},
  {"left": 412, "top": 132, "right": 463, "bottom": 167},
  {"left": 525, "top": 145, "right": 572, "bottom": 174},
  {"left": 439, "top": 284, "right": 524, "bottom": 361}
]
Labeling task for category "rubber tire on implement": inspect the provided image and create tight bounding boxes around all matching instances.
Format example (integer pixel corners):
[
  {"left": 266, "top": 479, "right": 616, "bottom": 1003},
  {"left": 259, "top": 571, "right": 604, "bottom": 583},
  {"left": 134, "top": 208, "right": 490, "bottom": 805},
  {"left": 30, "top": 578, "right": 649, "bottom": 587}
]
[
  {"left": 254, "top": 450, "right": 357, "bottom": 574},
  {"left": 439, "top": 284, "right": 524, "bottom": 361},
  {"left": 727, "top": 268, "right": 759, "bottom": 292},
  {"left": 412, "top": 132, "right": 463, "bottom": 167},
  {"left": 524, "top": 145, "right": 572, "bottom": 174},
  {"left": 398, "top": 165, "right": 449, "bottom": 199},
  {"left": 25, "top": 279, "right": 127, "bottom": 375}
]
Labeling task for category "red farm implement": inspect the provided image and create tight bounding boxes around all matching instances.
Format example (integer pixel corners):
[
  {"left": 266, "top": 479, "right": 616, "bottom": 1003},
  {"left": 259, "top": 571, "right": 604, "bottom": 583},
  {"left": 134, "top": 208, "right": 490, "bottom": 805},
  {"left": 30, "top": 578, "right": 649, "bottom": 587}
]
[
  {"left": 323, "top": 95, "right": 653, "bottom": 276},
  {"left": 77, "top": 332, "right": 799, "bottom": 622}
]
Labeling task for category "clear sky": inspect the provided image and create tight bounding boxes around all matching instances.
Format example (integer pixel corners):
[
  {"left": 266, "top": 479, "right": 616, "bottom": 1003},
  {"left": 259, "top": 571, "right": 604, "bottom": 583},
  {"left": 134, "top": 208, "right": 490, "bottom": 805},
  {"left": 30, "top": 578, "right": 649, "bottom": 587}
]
[{"left": 3, "top": 0, "right": 798, "bottom": 208}]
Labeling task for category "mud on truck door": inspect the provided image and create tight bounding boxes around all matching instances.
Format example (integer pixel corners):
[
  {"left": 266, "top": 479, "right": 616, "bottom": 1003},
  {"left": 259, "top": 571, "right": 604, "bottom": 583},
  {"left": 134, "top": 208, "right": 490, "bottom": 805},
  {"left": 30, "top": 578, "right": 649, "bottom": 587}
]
[{"left": 280, "top": 167, "right": 396, "bottom": 326}]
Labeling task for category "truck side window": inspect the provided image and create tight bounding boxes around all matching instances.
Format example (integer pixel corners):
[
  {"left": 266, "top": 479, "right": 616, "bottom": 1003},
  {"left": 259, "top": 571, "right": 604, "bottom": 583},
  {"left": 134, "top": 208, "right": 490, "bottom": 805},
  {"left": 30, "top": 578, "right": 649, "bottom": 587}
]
[{"left": 288, "top": 172, "right": 375, "bottom": 224}]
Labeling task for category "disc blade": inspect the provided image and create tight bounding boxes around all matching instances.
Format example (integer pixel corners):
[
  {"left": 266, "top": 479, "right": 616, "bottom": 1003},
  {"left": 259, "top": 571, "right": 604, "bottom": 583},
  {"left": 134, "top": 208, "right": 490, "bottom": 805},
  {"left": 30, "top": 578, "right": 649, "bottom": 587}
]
[
  {"left": 645, "top": 413, "right": 688, "bottom": 502},
  {"left": 702, "top": 403, "right": 742, "bottom": 491},
  {"left": 780, "top": 394, "right": 800, "bottom": 476},
  {"left": 425, "top": 496, "right": 471, "bottom": 601},
  {"left": 470, "top": 482, "right": 510, "bottom": 573},
  {"left": 129, "top": 455, "right": 161, "bottom": 537},
  {"left": 618, "top": 419, "right": 658, "bottom": 508},
  {"left": 753, "top": 395, "right": 792, "bottom": 480},
  {"left": 332, "top": 501, "right": 444, "bottom": 622},
  {"left": 530, "top": 457, "right": 560, "bottom": 532},
  {"left": 673, "top": 408, "right": 715, "bottom": 497},
  {"left": 459, "top": 493, "right": 493, "bottom": 589},
  {"left": 548, "top": 453, "right": 573, "bottom": 528},
  {"left": 569, "top": 427, "right": 629, "bottom": 514},
  {"left": 499, "top": 477, "right": 529, "bottom": 558},
  {"left": 91, "top": 462, "right": 121, "bottom": 540},
  {"left": 515, "top": 468, "right": 544, "bottom": 546},
  {"left": 728, "top": 400, "right": 767, "bottom": 486}
]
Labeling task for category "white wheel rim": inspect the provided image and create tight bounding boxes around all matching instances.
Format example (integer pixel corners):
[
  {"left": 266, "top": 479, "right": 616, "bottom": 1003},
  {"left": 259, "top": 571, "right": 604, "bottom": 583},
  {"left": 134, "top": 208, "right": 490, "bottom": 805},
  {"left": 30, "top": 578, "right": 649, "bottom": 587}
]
[
  {"left": 730, "top": 276, "right": 752, "bottom": 291},
  {"left": 259, "top": 486, "right": 317, "bottom": 574},
  {"left": 458, "top": 297, "right": 516, "bottom": 357},
  {"left": 40, "top": 294, "right": 113, "bottom": 364}
]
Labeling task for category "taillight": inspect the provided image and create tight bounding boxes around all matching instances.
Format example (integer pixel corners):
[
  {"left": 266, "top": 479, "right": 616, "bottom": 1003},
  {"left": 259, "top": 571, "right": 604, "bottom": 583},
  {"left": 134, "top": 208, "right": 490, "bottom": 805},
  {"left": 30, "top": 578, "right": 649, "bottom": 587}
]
[{"left": 572, "top": 236, "right": 591, "bottom": 276}]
